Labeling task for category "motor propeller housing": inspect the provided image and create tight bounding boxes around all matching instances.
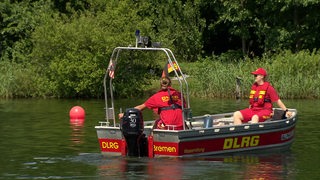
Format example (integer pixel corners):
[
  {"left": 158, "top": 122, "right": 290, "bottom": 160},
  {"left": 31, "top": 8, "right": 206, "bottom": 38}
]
[{"left": 120, "top": 108, "right": 147, "bottom": 156}]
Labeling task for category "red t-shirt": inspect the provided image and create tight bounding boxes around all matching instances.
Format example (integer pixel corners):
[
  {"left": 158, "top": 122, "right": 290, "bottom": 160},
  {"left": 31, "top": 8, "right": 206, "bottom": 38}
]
[{"left": 144, "top": 87, "right": 184, "bottom": 130}]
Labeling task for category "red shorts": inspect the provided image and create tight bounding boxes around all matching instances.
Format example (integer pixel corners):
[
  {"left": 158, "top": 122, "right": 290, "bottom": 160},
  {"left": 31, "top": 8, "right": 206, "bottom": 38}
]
[{"left": 240, "top": 108, "right": 272, "bottom": 122}]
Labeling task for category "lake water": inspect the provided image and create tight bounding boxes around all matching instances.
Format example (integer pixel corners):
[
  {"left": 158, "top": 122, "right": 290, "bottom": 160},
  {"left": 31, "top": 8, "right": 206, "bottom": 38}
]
[{"left": 0, "top": 98, "right": 320, "bottom": 179}]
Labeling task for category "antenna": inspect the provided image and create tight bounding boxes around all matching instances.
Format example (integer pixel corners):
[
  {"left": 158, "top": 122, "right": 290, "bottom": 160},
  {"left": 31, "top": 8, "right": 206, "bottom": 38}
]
[
  {"left": 134, "top": 30, "right": 160, "bottom": 48},
  {"left": 135, "top": 30, "right": 140, "bottom": 48}
]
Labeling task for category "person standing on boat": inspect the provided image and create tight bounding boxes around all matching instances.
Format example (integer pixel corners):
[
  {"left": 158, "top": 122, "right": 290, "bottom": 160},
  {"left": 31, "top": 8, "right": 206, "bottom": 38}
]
[
  {"left": 233, "top": 68, "right": 291, "bottom": 125},
  {"left": 119, "top": 77, "right": 185, "bottom": 130}
]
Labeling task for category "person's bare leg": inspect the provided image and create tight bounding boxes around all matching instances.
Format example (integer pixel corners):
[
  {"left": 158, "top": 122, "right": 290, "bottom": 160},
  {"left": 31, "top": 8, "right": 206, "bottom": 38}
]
[
  {"left": 233, "top": 111, "right": 243, "bottom": 125},
  {"left": 250, "top": 115, "right": 259, "bottom": 123}
]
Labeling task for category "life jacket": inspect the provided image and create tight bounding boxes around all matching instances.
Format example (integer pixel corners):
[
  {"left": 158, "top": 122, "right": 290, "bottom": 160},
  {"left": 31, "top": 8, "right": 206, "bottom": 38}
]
[
  {"left": 249, "top": 82, "right": 272, "bottom": 109},
  {"left": 158, "top": 87, "right": 182, "bottom": 114}
]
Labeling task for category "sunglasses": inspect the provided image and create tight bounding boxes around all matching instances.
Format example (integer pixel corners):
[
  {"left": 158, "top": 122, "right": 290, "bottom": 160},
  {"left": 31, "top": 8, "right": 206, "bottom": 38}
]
[
  {"left": 161, "top": 78, "right": 170, "bottom": 85},
  {"left": 162, "top": 81, "right": 168, "bottom": 85}
]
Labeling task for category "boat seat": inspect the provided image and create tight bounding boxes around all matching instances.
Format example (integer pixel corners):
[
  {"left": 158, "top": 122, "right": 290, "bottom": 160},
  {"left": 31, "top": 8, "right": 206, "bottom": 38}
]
[
  {"left": 188, "top": 117, "right": 234, "bottom": 129},
  {"left": 266, "top": 110, "right": 295, "bottom": 122},
  {"left": 272, "top": 109, "right": 287, "bottom": 120}
]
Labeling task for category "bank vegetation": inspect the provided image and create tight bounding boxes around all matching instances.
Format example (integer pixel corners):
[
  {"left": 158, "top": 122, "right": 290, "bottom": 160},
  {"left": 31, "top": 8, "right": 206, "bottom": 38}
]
[{"left": 1, "top": 0, "right": 319, "bottom": 99}]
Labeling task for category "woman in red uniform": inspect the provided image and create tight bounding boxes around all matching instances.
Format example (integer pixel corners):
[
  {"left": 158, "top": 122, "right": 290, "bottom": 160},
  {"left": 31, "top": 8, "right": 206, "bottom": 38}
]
[
  {"left": 120, "top": 77, "right": 185, "bottom": 130},
  {"left": 233, "top": 68, "right": 291, "bottom": 125}
]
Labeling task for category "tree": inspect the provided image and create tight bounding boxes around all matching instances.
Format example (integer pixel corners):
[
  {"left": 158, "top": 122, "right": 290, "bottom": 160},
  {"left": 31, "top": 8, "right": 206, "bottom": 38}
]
[
  {"left": 0, "top": 0, "right": 51, "bottom": 62},
  {"left": 203, "top": 0, "right": 320, "bottom": 57},
  {"left": 147, "top": 0, "right": 205, "bottom": 61},
  {"left": 30, "top": 0, "right": 155, "bottom": 98}
]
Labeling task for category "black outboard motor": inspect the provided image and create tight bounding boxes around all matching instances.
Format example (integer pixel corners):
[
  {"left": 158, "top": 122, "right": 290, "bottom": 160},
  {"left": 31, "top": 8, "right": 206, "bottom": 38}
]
[{"left": 120, "top": 108, "right": 147, "bottom": 157}]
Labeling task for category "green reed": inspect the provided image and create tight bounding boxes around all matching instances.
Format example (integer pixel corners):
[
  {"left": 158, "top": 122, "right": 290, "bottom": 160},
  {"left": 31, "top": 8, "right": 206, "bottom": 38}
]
[
  {"left": 1, "top": 50, "right": 319, "bottom": 99},
  {"left": 0, "top": 61, "right": 15, "bottom": 98},
  {"left": 0, "top": 61, "right": 48, "bottom": 98},
  {"left": 186, "top": 50, "right": 320, "bottom": 99}
]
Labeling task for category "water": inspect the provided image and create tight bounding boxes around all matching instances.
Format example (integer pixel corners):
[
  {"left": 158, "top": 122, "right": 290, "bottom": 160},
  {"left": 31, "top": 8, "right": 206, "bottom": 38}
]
[{"left": 0, "top": 98, "right": 319, "bottom": 179}]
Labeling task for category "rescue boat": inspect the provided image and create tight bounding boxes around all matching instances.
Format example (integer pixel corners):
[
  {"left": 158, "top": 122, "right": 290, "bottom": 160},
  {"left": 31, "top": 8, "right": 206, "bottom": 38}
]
[{"left": 95, "top": 31, "right": 297, "bottom": 157}]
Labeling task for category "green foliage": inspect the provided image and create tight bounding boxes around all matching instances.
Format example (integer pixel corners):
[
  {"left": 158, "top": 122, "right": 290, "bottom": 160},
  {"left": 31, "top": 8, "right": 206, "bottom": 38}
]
[
  {"left": 148, "top": 0, "right": 205, "bottom": 61},
  {"left": 30, "top": 0, "right": 154, "bottom": 98},
  {"left": 0, "top": 61, "right": 50, "bottom": 98},
  {"left": 0, "top": 0, "right": 53, "bottom": 62},
  {"left": 1, "top": 0, "right": 320, "bottom": 98},
  {"left": 188, "top": 50, "right": 320, "bottom": 99},
  {"left": 266, "top": 50, "right": 320, "bottom": 98},
  {"left": 207, "top": 0, "right": 320, "bottom": 56},
  {"left": 112, "top": 52, "right": 162, "bottom": 98},
  {"left": 188, "top": 57, "right": 252, "bottom": 98}
]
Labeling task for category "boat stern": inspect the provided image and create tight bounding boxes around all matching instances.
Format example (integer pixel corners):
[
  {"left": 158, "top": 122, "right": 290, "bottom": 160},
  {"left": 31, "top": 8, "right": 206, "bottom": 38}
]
[{"left": 95, "top": 124, "right": 125, "bottom": 156}]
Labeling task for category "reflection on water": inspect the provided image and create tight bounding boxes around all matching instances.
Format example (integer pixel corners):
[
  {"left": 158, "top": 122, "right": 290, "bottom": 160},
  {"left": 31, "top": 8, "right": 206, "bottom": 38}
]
[
  {"left": 70, "top": 121, "right": 84, "bottom": 147},
  {"left": 0, "top": 98, "right": 320, "bottom": 179},
  {"left": 84, "top": 151, "right": 295, "bottom": 179},
  {"left": 225, "top": 153, "right": 294, "bottom": 180}
]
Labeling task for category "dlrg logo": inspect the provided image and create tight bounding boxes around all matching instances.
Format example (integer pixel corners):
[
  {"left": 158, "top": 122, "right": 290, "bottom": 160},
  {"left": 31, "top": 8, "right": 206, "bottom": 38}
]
[{"left": 102, "top": 141, "right": 119, "bottom": 149}]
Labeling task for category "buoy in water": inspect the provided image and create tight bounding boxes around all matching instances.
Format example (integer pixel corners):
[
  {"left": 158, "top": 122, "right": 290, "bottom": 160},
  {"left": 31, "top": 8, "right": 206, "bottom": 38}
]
[{"left": 69, "top": 106, "right": 85, "bottom": 126}]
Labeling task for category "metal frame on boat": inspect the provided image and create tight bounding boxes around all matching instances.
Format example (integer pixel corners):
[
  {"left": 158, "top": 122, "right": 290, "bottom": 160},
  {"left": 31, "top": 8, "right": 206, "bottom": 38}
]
[{"left": 95, "top": 33, "right": 297, "bottom": 158}]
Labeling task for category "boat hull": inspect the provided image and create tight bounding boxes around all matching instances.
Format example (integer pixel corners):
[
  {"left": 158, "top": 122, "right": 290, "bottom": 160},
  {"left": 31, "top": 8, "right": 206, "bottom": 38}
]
[{"left": 95, "top": 113, "right": 296, "bottom": 157}]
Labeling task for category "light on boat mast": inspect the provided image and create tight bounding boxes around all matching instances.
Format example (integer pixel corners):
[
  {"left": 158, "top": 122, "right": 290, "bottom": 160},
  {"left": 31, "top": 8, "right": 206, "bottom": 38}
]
[{"left": 135, "top": 30, "right": 141, "bottom": 48}]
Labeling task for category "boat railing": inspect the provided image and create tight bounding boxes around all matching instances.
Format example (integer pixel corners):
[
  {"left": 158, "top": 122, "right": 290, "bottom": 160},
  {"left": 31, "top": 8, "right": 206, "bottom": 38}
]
[
  {"left": 186, "top": 108, "right": 297, "bottom": 130},
  {"left": 103, "top": 46, "right": 191, "bottom": 130},
  {"left": 98, "top": 121, "right": 110, "bottom": 126}
]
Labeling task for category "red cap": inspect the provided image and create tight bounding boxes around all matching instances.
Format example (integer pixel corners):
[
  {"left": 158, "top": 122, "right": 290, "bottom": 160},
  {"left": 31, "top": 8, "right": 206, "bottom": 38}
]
[{"left": 251, "top": 68, "right": 267, "bottom": 76}]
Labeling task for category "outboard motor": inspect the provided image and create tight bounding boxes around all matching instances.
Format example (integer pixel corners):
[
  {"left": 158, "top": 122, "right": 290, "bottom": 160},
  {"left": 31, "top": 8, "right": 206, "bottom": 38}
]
[{"left": 120, "top": 108, "right": 147, "bottom": 157}]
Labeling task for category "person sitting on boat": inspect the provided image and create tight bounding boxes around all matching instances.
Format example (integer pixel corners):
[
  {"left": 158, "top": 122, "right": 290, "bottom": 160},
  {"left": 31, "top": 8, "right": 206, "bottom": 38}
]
[
  {"left": 233, "top": 68, "right": 292, "bottom": 125},
  {"left": 119, "top": 76, "right": 185, "bottom": 130}
]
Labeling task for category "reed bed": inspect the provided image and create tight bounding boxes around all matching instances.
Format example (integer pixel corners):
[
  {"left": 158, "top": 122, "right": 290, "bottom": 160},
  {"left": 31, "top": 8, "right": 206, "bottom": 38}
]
[
  {"left": 0, "top": 61, "right": 48, "bottom": 98},
  {"left": 186, "top": 50, "right": 320, "bottom": 99},
  {"left": 1, "top": 50, "right": 319, "bottom": 99}
]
